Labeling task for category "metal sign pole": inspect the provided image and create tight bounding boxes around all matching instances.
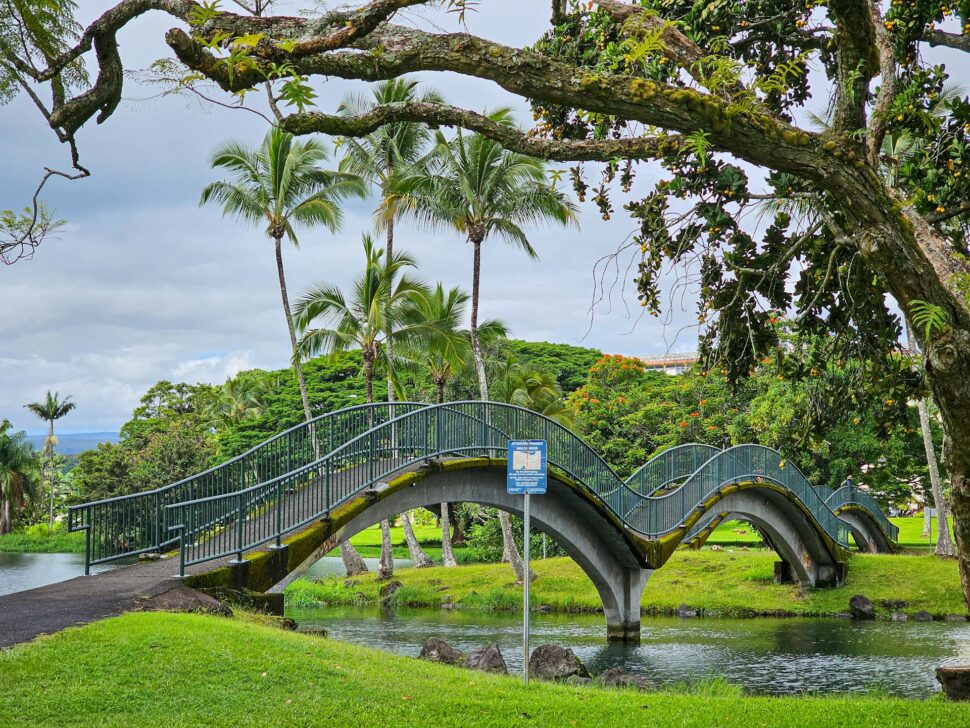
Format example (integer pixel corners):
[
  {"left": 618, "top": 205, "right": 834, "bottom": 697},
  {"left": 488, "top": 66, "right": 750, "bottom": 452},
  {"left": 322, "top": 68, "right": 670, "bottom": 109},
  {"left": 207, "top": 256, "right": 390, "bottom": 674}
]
[{"left": 523, "top": 491, "right": 530, "bottom": 685}]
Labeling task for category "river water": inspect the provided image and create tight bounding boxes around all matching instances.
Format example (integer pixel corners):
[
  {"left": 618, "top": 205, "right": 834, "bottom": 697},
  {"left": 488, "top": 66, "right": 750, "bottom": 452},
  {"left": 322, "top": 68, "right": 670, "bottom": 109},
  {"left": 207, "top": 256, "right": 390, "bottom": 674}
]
[
  {"left": 0, "top": 552, "right": 119, "bottom": 596},
  {"left": 288, "top": 603, "right": 970, "bottom": 698},
  {"left": 4, "top": 553, "right": 967, "bottom": 697}
]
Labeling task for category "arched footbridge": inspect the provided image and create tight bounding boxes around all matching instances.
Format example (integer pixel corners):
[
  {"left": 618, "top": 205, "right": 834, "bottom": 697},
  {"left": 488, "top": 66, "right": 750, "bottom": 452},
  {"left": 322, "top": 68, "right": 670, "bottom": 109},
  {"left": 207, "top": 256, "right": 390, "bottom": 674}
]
[{"left": 69, "top": 401, "right": 898, "bottom": 642}]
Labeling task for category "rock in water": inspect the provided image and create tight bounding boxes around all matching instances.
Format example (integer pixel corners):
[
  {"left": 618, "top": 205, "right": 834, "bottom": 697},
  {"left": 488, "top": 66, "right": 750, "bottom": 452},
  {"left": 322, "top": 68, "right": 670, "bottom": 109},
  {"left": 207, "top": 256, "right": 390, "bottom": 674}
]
[
  {"left": 379, "top": 580, "right": 403, "bottom": 598},
  {"left": 937, "top": 666, "right": 970, "bottom": 700},
  {"left": 418, "top": 637, "right": 465, "bottom": 666},
  {"left": 678, "top": 604, "right": 699, "bottom": 618},
  {"left": 914, "top": 610, "right": 934, "bottom": 622},
  {"left": 848, "top": 594, "right": 875, "bottom": 620},
  {"left": 599, "top": 668, "right": 650, "bottom": 690},
  {"left": 465, "top": 643, "right": 508, "bottom": 674},
  {"left": 529, "top": 644, "right": 591, "bottom": 681},
  {"left": 891, "top": 612, "right": 908, "bottom": 622}
]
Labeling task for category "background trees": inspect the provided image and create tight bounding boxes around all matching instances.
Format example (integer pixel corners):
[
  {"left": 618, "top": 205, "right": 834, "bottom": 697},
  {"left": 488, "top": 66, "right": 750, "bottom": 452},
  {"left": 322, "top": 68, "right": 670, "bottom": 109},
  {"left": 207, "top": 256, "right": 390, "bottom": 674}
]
[
  {"left": 0, "top": 420, "right": 39, "bottom": 535},
  {"left": 23, "top": 391, "right": 75, "bottom": 529}
]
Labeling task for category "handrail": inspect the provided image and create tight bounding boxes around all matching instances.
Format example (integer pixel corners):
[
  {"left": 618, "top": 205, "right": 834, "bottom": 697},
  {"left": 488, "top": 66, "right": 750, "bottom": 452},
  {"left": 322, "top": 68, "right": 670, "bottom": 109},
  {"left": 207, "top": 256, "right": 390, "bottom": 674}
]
[
  {"left": 159, "top": 401, "right": 896, "bottom": 574},
  {"left": 624, "top": 443, "right": 722, "bottom": 495},
  {"left": 67, "top": 401, "right": 429, "bottom": 570},
  {"left": 826, "top": 485, "right": 900, "bottom": 542}
]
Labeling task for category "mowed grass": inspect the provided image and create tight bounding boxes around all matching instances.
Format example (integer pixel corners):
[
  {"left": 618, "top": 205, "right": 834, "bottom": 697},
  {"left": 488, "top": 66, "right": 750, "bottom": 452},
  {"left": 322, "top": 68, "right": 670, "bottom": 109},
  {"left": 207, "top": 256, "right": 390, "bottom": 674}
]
[
  {"left": 705, "top": 516, "right": 952, "bottom": 550},
  {"left": 335, "top": 523, "right": 475, "bottom": 564},
  {"left": 288, "top": 549, "right": 966, "bottom": 618},
  {"left": 1, "top": 611, "right": 967, "bottom": 727}
]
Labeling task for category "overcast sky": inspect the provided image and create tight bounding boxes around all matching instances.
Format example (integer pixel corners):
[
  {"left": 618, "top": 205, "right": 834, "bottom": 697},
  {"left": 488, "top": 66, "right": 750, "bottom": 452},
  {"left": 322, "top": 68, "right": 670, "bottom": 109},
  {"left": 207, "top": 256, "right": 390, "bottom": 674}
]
[{"left": 0, "top": 3, "right": 964, "bottom": 434}]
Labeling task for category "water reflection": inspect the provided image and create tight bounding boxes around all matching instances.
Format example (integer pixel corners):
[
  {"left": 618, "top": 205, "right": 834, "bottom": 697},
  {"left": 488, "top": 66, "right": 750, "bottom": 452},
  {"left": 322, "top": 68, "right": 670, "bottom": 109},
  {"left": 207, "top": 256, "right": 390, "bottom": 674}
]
[
  {"left": 0, "top": 552, "right": 118, "bottom": 596},
  {"left": 288, "top": 604, "right": 970, "bottom": 697}
]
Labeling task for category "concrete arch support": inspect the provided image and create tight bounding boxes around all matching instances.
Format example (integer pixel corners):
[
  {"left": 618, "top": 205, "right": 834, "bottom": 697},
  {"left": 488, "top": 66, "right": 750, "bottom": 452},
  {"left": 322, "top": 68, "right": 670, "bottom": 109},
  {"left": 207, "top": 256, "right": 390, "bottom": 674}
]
[
  {"left": 710, "top": 489, "right": 843, "bottom": 587},
  {"left": 322, "top": 467, "right": 653, "bottom": 643}
]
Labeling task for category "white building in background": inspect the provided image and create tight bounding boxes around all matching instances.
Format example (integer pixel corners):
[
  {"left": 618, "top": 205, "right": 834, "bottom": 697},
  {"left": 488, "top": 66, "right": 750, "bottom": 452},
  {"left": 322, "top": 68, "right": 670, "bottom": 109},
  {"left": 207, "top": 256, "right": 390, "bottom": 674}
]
[{"left": 637, "top": 352, "right": 699, "bottom": 375}]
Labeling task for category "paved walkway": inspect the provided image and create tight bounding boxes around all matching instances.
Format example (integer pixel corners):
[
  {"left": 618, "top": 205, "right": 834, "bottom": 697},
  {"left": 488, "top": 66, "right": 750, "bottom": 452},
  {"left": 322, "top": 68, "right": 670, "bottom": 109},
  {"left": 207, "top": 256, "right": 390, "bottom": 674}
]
[{"left": 0, "top": 555, "right": 229, "bottom": 649}]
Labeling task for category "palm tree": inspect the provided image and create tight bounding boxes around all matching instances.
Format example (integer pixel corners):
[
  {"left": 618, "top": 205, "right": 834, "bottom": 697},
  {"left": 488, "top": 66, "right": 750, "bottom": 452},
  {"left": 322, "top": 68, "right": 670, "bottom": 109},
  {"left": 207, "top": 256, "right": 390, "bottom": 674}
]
[
  {"left": 492, "top": 357, "right": 575, "bottom": 429},
  {"left": 338, "top": 78, "right": 443, "bottom": 406},
  {"left": 0, "top": 420, "right": 40, "bottom": 535},
  {"left": 208, "top": 377, "right": 270, "bottom": 428},
  {"left": 294, "top": 236, "right": 437, "bottom": 577},
  {"left": 404, "top": 283, "right": 508, "bottom": 566},
  {"left": 396, "top": 110, "right": 577, "bottom": 581},
  {"left": 23, "top": 391, "right": 76, "bottom": 528},
  {"left": 201, "top": 126, "right": 367, "bottom": 423}
]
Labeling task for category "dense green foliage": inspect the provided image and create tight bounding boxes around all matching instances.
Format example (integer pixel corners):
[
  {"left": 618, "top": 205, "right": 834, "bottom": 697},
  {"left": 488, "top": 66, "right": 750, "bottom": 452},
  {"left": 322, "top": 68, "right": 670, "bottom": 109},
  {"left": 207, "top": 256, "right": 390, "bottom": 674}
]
[
  {"left": 4, "top": 612, "right": 968, "bottom": 727},
  {"left": 572, "top": 353, "right": 934, "bottom": 505}
]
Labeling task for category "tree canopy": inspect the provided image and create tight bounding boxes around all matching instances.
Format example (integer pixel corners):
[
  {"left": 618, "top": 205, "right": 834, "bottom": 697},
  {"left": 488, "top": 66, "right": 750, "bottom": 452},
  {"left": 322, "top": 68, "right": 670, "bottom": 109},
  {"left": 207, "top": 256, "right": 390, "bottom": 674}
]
[{"left": 5, "top": 0, "right": 970, "bottom": 600}]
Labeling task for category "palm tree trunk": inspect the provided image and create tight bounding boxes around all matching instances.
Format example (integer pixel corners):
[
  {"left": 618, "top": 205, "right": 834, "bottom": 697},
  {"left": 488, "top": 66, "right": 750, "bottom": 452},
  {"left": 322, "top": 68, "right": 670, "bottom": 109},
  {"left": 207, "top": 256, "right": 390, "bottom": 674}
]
[
  {"left": 275, "top": 236, "right": 312, "bottom": 422},
  {"left": 401, "top": 511, "right": 433, "bottom": 567},
  {"left": 436, "top": 378, "right": 446, "bottom": 404},
  {"left": 339, "top": 540, "right": 368, "bottom": 575},
  {"left": 918, "top": 398, "right": 957, "bottom": 556},
  {"left": 47, "top": 421, "right": 55, "bottom": 530},
  {"left": 469, "top": 236, "right": 490, "bottom": 401},
  {"left": 908, "top": 325, "right": 956, "bottom": 555},
  {"left": 469, "top": 233, "right": 527, "bottom": 581},
  {"left": 440, "top": 502, "right": 458, "bottom": 567},
  {"left": 1, "top": 498, "right": 10, "bottom": 535},
  {"left": 378, "top": 518, "right": 395, "bottom": 580},
  {"left": 386, "top": 215, "right": 396, "bottom": 405}
]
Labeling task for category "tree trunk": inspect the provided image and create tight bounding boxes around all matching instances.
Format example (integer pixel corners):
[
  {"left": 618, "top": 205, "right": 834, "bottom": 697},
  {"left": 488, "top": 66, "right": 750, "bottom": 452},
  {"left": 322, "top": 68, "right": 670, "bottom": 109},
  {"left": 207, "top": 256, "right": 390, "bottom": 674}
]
[
  {"left": 468, "top": 233, "right": 526, "bottom": 577},
  {"left": 436, "top": 377, "right": 445, "bottom": 404},
  {"left": 499, "top": 508, "right": 533, "bottom": 583},
  {"left": 401, "top": 511, "right": 433, "bottom": 568},
  {"left": 385, "top": 215, "right": 396, "bottom": 405},
  {"left": 47, "top": 421, "right": 55, "bottom": 530},
  {"left": 469, "top": 235, "right": 490, "bottom": 401},
  {"left": 340, "top": 540, "right": 368, "bottom": 576},
  {"left": 917, "top": 398, "right": 957, "bottom": 556},
  {"left": 0, "top": 498, "right": 11, "bottom": 535},
  {"left": 275, "top": 236, "right": 312, "bottom": 422},
  {"left": 440, "top": 502, "right": 458, "bottom": 567},
  {"left": 377, "top": 518, "right": 394, "bottom": 580},
  {"left": 363, "top": 351, "right": 374, "bottom": 405},
  {"left": 907, "top": 325, "right": 957, "bottom": 556}
]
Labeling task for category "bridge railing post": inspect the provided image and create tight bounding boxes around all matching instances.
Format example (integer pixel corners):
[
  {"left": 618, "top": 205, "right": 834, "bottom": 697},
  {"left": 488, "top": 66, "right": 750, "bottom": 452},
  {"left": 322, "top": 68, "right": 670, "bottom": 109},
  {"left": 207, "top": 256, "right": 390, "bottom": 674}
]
[
  {"left": 234, "top": 492, "right": 244, "bottom": 563},
  {"left": 274, "top": 481, "right": 283, "bottom": 549}
]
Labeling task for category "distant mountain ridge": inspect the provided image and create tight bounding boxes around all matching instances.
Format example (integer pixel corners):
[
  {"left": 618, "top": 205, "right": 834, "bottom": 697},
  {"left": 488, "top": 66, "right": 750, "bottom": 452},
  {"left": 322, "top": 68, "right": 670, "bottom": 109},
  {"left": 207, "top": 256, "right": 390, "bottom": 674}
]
[{"left": 27, "top": 432, "right": 120, "bottom": 455}]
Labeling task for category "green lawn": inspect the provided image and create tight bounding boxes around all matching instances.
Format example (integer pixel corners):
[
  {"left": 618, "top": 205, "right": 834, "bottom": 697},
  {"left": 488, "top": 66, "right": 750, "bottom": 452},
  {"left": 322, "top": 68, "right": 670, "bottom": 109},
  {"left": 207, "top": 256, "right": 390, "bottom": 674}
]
[
  {"left": 0, "top": 611, "right": 966, "bottom": 727},
  {"left": 338, "top": 523, "right": 476, "bottom": 564},
  {"left": 0, "top": 529, "right": 84, "bottom": 553},
  {"left": 288, "top": 549, "right": 966, "bottom": 619},
  {"left": 705, "top": 516, "right": 952, "bottom": 549}
]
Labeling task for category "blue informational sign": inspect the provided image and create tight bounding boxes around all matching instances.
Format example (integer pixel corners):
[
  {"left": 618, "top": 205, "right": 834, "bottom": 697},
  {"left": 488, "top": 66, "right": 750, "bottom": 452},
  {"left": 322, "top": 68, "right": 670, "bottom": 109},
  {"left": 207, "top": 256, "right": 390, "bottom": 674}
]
[{"left": 507, "top": 440, "right": 547, "bottom": 495}]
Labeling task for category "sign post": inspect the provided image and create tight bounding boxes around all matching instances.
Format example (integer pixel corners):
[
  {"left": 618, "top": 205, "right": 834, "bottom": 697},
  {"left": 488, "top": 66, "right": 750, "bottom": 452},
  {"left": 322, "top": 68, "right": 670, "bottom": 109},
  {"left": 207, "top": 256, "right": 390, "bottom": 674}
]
[{"left": 507, "top": 439, "right": 547, "bottom": 685}]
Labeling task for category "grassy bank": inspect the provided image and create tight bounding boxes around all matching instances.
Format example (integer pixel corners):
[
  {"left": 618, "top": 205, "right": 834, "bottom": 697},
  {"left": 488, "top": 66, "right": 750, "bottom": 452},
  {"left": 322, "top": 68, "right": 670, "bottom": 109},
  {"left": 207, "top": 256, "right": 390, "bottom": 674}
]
[
  {"left": 705, "top": 516, "right": 952, "bottom": 550},
  {"left": 0, "top": 529, "right": 84, "bottom": 553},
  {"left": 333, "top": 523, "right": 476, "bottom": 564},
  {"left": 287, "top": 549, "right": 966, "bottom": 619},
  {"left": 0, "top": 611, "right": 965, "bottom": 727}
]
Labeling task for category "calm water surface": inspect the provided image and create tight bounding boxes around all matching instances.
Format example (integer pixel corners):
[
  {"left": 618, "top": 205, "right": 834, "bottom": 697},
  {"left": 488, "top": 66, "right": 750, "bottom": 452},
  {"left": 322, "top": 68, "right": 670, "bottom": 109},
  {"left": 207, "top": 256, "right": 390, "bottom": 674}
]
[
  {"left": 0, "top": 552, "right": 118, "bottom": 596},
  {"left": 289, "top": 602, "right": 970, "bottom": 698}
]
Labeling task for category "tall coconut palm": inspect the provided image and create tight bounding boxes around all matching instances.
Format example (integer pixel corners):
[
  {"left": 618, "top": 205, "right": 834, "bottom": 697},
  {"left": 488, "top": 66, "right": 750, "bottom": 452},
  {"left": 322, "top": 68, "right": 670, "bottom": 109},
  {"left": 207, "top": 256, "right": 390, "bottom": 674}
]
[
  {"left": 338, "top": 78, "right": 443, "bottom": 405},
  {"left": 294, "top": 235, "right": 437, "bottom": 577},
  {"left": 201, "top": 126, "right": 367, "bottom": 423},
  {"left": 404, "top": 283, "right": 508, "bottom": 566},
  {"left": 23, "top": 390, "right": 75, "bottom": 528},
  {"left": 0, "top": 420, "right": 40, "bottom": 535},
  {"left": 396, "top": 109, "right": 577, "bottom": 581}
]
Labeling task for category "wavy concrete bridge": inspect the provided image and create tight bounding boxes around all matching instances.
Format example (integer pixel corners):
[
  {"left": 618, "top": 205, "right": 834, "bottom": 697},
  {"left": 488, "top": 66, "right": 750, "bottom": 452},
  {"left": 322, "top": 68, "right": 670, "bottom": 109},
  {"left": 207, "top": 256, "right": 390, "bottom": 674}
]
[{"left": 68, "top": 401, "right": 898, "bottom": 642}]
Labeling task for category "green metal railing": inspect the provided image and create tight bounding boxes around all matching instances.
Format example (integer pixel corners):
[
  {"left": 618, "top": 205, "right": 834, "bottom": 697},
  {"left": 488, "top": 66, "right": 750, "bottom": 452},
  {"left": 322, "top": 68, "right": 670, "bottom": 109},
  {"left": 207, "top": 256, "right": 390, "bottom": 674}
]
[
  {"left": 625, "top": 444, "right": 722, "bottom": 495},
  {"left": 163, "top": 402, "right": 892, "bottom": 574},
  {"left": 826, "top": 485, "right": 900, "bottom": 542},
  {"left": 67, "top": 401, "right": 427, "bottom": 571}
]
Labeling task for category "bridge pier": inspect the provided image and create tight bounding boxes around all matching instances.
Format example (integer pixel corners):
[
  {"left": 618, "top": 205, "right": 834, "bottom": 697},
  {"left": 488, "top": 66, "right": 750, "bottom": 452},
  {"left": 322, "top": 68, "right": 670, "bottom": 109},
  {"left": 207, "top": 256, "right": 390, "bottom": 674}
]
[{"left": 604, "top": 567, "right": 652, "bottom": 642}]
